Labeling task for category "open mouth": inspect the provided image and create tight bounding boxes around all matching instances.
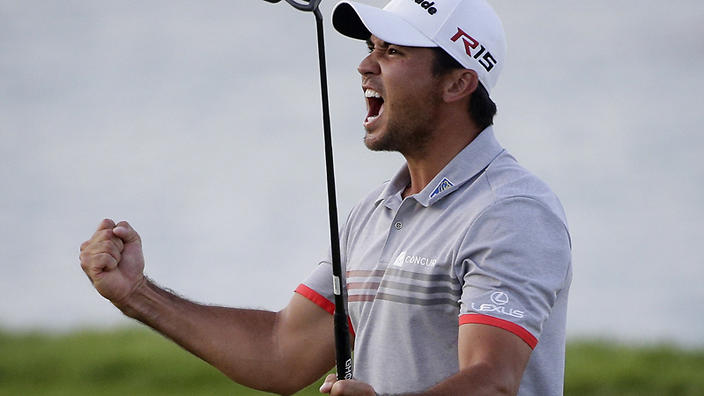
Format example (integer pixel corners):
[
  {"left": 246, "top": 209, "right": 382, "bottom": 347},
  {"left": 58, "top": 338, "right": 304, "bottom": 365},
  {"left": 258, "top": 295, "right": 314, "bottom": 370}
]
[{"left": 364, "top": 88, "right": 384, "bottom": 125}]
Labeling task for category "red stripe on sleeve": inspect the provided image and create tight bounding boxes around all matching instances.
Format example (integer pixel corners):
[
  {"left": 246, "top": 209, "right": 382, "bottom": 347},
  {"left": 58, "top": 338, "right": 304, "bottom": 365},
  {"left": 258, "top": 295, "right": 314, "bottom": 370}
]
[
  {"left": 296, "top": 284, "right": 334, "bottom": 314},
  {"left": 459, "top": 314, "right": 538, "bottom": 349},
  {"left": 295, "top": 284, "right": 356, "bottom": 339}
]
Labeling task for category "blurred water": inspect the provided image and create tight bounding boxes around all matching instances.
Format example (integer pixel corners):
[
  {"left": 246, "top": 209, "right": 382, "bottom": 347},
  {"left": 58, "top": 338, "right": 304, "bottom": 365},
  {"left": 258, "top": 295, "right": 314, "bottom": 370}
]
[{"left": 1, "top": 1, "right": 702, "bottom": 346}]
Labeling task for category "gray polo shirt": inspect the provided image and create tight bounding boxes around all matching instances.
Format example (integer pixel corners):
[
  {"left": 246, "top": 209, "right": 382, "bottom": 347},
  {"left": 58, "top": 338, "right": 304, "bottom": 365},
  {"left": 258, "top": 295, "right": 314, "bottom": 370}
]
[{"left": 297, "top": 127, "right": 572, "bottom": 395}]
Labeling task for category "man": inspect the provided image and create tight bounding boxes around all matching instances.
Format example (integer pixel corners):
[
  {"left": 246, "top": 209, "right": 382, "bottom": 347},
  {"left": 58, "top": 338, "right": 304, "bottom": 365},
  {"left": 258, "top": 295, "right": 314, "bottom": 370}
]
[{"left": 80, "top": 0, "right": 572, "bottom": 395}]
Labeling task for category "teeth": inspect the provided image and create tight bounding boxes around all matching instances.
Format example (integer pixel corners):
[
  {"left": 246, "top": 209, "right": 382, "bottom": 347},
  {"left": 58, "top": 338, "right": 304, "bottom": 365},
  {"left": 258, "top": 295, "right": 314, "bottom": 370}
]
[{"left": 364, "top": 88, "right": 382, "bottom": 98}]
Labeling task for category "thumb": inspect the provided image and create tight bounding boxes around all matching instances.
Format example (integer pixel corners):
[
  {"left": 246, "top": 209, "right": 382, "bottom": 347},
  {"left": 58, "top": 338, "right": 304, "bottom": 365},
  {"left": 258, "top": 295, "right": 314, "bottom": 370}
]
[{"left": 112, "top": 221, "right": 141, "bottom": 245}]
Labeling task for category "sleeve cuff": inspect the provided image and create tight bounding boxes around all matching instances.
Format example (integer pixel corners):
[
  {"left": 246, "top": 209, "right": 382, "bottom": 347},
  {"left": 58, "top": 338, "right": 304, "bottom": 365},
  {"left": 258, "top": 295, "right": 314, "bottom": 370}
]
[
  {"left": 295, "top": 284, "right": 356, "bottom": 339},
  {"left": 459, "top": 313, "right": 538, "bottom": 349}
]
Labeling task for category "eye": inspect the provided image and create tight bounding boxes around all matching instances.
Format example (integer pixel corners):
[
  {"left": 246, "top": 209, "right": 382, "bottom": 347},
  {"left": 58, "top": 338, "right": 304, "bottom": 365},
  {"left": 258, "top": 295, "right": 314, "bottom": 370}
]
[{"left": 387, "top": 47, "right": 400, "bottom": 55}]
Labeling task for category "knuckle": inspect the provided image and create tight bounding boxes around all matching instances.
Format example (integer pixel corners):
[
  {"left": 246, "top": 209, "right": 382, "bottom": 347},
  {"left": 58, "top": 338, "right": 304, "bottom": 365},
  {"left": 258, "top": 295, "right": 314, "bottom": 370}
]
[
  {"left": 112, "top": 237, "right": 125, "bottom": 251},
  {"left": 95, "top": 252, "right": 116, "bottom": 266},
  {"left": 88, "top": 240, "right": 112, "bottom": 256},
  {"left": 99, "top": 218, "right": 115, "bottom": 229},
  {"left": 81, "top": 242, "right": 96, "bottom": 254}
]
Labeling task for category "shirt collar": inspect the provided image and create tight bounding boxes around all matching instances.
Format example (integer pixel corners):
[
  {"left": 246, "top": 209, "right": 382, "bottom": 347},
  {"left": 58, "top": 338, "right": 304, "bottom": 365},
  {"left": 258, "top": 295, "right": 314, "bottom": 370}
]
[{"left": 376, "top": 126, "right": 504, "bottom": 208}]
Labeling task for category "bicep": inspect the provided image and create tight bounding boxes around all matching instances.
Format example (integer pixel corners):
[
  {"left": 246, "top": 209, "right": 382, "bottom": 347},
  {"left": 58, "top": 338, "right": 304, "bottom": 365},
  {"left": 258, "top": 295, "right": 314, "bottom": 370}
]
[
  {"left": 275, "top": 293, "right": 338, "bottom": 391},
  {"left": 457, "top": 323, "right": 532, "bottom": 394}
]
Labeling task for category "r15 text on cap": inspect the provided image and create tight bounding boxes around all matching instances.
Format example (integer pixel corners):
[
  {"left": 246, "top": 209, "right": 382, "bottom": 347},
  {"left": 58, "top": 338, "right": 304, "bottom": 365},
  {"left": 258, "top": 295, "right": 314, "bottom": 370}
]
[
  {"left": 410, "top": 0, "right": 437, "bottom": 15},
  {"left": 450, "top": 27, "right": 497, "bottom": 72}
]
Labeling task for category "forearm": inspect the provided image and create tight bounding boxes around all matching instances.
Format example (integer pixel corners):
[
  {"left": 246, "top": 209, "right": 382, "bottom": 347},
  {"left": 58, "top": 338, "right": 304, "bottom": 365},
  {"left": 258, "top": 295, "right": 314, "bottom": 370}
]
[{"left": 117, "top": 278, "right": 296, "bottom": 394}]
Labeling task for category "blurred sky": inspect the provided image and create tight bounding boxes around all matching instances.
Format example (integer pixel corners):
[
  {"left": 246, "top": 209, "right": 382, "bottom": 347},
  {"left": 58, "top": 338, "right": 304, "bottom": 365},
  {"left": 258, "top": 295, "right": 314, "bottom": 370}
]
[{"left": 1, "top": 1, "right": 703, "bottom": 347}]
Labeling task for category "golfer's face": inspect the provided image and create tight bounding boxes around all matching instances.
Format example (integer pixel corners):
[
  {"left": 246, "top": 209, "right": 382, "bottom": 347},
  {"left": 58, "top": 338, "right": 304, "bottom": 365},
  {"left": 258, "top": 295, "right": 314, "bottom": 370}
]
[{"left": 357, "top": 35, "right": 442, "bottom": 153}]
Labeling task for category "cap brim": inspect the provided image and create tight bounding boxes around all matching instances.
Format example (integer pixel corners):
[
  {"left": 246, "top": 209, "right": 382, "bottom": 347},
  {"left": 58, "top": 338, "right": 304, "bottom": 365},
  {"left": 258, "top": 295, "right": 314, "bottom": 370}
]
[{"left": 332, "top": 1, "right": 436, "bottom": 47}]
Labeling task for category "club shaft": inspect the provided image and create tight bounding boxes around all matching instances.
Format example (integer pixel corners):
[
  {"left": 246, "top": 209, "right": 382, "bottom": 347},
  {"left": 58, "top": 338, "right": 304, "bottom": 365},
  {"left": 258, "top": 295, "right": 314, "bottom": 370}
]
[{"left": 313, "top": 7, "right": 353, "bottom": 381}]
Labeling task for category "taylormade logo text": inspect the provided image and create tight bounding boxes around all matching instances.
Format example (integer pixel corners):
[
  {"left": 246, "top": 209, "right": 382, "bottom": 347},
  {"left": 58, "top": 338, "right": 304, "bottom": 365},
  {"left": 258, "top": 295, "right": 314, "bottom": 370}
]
[{"left": 409, "top": 0, "right": 438, "bottom": 15}]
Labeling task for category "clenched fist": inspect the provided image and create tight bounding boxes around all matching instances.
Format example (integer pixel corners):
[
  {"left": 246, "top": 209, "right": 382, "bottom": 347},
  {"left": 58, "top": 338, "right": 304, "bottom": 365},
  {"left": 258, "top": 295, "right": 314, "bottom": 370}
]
[{"left": 80, "top": 219, "right": 146, "bottom": 309}]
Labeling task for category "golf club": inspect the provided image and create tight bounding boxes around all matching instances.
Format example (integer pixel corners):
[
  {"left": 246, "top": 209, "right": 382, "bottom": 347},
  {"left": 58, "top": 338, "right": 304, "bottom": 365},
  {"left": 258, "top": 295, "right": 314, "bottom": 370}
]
[{"left": 262, "top": 0, "right": 353, "bottom": 381}]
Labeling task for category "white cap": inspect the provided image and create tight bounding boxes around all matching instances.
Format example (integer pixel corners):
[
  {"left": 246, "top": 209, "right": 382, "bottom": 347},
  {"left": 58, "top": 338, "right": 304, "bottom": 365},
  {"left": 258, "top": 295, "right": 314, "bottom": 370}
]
[{"left": 332, "top": 0, "right": 506, "bottom": 92}]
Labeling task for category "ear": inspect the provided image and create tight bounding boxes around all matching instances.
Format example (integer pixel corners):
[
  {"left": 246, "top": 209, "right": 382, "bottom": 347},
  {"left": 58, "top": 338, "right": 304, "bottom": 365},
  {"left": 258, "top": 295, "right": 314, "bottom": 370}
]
[{"left": 442, "top": 69, "right": 479, "bottom": 104}]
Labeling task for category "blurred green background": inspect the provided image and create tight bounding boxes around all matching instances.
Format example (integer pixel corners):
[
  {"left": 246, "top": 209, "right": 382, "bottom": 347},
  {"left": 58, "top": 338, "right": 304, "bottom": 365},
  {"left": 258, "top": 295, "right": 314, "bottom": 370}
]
[{"left": 1, "top": 327, "right": 703, "bottom": 396}]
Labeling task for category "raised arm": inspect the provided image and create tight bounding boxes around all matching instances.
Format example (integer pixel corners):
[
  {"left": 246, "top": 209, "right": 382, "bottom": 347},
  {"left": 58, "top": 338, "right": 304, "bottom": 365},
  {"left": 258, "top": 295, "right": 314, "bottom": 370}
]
[{"left": 80, "top": 219, "right": 336, "bottom": 395}]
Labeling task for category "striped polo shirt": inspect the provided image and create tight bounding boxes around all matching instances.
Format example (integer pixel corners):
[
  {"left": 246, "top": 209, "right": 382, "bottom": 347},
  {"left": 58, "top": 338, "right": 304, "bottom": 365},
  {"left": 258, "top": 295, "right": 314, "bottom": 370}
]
[{"left": 297, "top": 126, "right": 572, "bottom": 395}]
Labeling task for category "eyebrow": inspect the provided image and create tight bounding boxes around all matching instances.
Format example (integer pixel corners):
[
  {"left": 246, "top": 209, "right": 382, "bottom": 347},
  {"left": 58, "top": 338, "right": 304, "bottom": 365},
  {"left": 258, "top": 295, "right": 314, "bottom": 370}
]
[{"left": 366, "top": 39, "right": 390, "bottom": 50}]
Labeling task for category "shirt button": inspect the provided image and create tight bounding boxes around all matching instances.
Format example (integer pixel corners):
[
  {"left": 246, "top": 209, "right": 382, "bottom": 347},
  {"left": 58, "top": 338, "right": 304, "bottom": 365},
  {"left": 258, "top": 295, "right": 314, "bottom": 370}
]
[{"left": 394, "top": 221, "right": 403, "bottom": 230}]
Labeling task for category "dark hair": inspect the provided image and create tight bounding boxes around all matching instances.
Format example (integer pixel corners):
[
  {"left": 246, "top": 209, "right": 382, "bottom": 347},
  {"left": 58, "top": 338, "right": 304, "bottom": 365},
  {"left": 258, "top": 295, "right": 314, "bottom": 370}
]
[{"left": 430, "top": 47, "right": 497, "bottom": 130}]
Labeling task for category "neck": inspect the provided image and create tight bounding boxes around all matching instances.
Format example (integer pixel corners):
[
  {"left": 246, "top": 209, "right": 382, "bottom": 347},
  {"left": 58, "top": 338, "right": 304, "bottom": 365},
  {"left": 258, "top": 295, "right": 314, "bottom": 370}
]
[{"left": 402, "top": 119, "right": 482, "bottom": 198}]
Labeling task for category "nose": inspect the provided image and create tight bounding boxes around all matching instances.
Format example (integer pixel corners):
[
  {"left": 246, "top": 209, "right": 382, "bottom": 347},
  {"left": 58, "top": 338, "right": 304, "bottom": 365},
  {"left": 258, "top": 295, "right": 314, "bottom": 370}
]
[{"left": 357, "top": 51, "right": 380, "bottom": 77}]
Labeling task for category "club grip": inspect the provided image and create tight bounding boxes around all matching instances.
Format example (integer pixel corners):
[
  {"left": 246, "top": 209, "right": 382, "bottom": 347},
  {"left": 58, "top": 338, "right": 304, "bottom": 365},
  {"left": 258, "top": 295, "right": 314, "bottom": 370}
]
[{"left": 334, "top": 309, "right": 353, "bottom": 380}]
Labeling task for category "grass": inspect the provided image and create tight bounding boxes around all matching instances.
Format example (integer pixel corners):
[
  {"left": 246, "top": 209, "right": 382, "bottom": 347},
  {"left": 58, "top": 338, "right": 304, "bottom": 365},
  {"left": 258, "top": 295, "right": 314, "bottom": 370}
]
[
  {"left": 1, "top": 327, "right": 703, "bottom": 395},
  {"left": 565, "top": 340, "right": 704, "bottom": 396},
  {"left": 0, "top": 327, "right": 293, "bottom": 396}
]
